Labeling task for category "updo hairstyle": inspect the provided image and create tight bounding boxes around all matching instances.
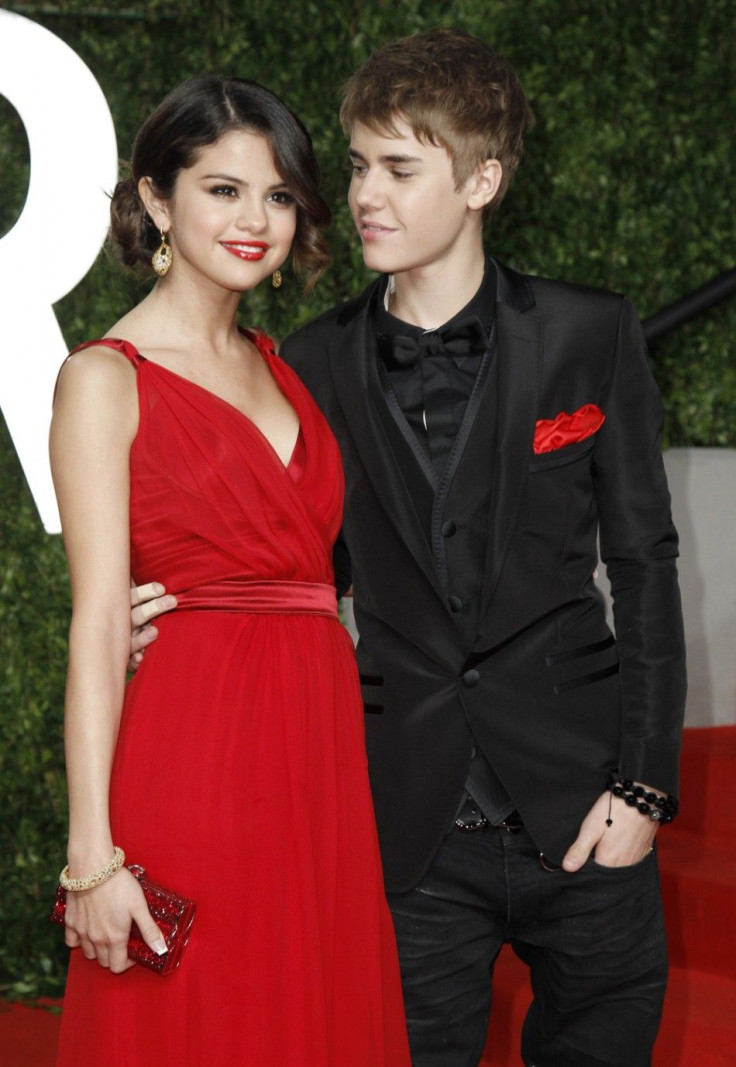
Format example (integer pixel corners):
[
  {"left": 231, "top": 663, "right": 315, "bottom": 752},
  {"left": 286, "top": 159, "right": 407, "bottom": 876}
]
[{"left": 109, "top": 75, "right": 331, "bottom": 292}]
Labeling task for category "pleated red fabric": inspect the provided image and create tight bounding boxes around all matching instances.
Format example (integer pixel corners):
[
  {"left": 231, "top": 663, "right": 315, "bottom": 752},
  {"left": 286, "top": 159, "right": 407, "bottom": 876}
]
[{"left": 56, "top": 332, "right": 410, "bottom": 1066}]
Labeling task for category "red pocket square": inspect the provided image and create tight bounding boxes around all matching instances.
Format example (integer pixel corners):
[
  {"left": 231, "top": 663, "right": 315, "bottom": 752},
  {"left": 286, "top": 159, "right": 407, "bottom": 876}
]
[{"left": 533, "top": 404, "right": 605, "bottom": 455}]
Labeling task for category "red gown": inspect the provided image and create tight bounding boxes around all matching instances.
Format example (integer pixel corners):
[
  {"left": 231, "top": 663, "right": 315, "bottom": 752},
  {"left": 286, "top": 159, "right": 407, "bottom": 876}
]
[{"left": 56, "top": 333, "right": 410, "bottom": 1066}]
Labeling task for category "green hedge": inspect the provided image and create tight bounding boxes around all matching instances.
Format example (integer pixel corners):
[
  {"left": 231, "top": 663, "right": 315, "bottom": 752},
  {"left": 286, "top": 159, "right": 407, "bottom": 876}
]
[{"left": 1, "top": 0, "right": 734, "bottom": 998}]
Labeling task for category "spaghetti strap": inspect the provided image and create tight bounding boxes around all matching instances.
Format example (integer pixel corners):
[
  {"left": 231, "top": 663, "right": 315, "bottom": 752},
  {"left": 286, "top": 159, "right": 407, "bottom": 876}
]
[{"left": 68, "top": 337, "right": 145, "bottom": 367}]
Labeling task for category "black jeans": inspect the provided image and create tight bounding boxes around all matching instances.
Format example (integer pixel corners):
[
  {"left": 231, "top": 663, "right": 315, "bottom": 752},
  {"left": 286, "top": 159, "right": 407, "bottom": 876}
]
[{"left": 386, "top": 823, "right": 667, "bottom": 1067}]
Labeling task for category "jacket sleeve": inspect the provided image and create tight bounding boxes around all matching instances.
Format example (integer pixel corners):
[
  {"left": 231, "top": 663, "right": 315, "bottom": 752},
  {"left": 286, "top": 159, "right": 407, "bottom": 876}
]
[{"left": 593, "top": 296, "right": 687, "bottom": 798}]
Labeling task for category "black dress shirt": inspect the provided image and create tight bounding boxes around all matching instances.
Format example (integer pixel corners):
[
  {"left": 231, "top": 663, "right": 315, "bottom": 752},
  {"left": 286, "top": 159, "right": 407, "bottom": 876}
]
[{"left": 375, "top": 271, "right": 493, "bottom": 477}]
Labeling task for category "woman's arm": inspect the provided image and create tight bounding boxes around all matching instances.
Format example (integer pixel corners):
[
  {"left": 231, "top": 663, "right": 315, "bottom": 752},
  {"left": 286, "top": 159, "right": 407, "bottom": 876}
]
[{"left": 50, "top": 349, "right": 165, "bottom": 971}]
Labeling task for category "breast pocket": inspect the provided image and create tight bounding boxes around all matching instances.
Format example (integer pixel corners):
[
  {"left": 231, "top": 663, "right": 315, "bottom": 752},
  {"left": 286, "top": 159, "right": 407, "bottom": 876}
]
[{"left": 529, "top": 437, "right": 596, "bottom": 473}]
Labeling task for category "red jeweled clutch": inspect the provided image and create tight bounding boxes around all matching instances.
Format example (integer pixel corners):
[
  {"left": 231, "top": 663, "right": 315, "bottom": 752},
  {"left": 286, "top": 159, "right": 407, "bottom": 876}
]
[{"left": 51, "top": 864, "right": 196, "bottom": 976}]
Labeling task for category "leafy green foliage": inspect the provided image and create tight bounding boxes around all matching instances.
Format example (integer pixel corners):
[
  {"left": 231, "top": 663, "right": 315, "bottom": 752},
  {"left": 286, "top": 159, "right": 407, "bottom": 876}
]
[
  {"left": 0, "top": 414, "right": 69, "bottom": 997},
  {"left": 1, "top": 0, "right": 734, "bottom": 996}
]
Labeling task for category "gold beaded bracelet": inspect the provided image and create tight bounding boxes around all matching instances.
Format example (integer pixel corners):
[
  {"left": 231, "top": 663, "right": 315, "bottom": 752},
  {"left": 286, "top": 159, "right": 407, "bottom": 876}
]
[{"left": 59, "top": 846, "right": 126, "bottom": 892}]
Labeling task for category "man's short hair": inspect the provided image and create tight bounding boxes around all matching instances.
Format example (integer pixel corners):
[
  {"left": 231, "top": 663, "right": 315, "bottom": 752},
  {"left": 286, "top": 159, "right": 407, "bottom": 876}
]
[{"left": 340, "top": 28, "right": 534, "bottom": 210}]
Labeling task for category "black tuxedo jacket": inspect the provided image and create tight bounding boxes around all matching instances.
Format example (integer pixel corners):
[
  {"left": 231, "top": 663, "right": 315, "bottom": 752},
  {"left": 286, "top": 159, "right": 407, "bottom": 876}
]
[{"left": 281, "top": 260, "right": 686, "bottom": 894}]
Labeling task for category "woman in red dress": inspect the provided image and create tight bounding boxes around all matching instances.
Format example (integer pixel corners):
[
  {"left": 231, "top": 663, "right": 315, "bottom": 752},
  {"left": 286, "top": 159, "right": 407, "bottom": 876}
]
[{"left": 50, "top": 75, "right": 409, "bottom": 1066}]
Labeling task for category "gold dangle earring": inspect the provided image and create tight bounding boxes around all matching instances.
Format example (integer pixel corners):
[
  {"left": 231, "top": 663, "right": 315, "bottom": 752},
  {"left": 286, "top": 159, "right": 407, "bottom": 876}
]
[
  {"left": 271, "top": 269, "right": 283, "bottom": 289},
  {"left": 152, "top": 228, "right": 173, "bottom": 276}
]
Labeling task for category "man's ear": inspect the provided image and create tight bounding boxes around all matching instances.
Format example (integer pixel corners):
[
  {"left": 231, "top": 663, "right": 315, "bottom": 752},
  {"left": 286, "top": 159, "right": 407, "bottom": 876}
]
[
  {"left": 467, "top": 158, "right": 503, "bottom": 212},
  {"left": 137, "top": 176, "right": 170, "bottom": 233}
]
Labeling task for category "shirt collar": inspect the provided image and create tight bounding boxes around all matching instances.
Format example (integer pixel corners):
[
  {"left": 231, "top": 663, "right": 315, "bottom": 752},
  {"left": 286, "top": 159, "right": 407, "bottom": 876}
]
[{"left": 373, "top": 259, "right": 496, "bottom": 339}]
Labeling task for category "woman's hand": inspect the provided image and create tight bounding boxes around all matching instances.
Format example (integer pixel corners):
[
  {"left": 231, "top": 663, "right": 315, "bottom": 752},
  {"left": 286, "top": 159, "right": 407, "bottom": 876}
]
[{"left": 64, "top": 867, "right": 168, "bottom": 973}]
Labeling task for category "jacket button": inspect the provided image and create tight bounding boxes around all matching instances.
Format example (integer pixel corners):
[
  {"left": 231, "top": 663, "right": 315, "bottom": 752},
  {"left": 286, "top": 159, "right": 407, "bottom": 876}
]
[
  {"left": 441, "top": 520, "right": 457, "bottom": 537},
  {"left": 462, "top": 669, "right": 480, "bottom": 688},
  {"left": 448, "top": 595, "right": 463, "bottom": 612}
]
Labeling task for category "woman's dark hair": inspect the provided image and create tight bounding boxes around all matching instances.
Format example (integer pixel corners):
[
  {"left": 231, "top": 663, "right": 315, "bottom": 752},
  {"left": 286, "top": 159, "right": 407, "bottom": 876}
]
[{"left": 110, "top": 75, "right": 331, "bottom": 292}]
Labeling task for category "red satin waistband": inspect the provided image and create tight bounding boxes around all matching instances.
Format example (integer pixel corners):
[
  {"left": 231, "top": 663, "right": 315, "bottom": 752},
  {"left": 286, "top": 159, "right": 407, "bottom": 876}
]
[{"left": 174, "top": 579, "right": 338, "bottom": 618}]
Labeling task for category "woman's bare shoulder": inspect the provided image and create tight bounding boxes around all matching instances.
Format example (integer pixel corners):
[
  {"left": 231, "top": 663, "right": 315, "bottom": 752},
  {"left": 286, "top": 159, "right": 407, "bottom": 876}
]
[{"left": 56, "top": 342, "right": 137, "bottom": 398}]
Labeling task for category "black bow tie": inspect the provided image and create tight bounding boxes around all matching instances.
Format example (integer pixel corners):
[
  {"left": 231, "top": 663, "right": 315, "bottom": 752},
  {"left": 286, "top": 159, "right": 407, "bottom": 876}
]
[{"left": 380, "top": 316, "right": 489, "bottom": 369}]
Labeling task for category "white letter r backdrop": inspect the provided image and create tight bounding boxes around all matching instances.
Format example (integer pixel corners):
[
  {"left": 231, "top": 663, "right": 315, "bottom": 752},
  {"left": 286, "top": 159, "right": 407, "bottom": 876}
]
[{"left": 0, "top": 11, "right": 118, "bottom": 532}]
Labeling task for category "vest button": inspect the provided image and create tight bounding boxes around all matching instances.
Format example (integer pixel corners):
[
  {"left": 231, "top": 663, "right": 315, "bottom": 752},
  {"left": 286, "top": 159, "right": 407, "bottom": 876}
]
[
  {"left": 448, "top": 595, "right": 463, "bottom": 612},
  {"left": 462, "top": 669, "right": 480, "bottom": 688},
  {"left": 441, "top": 520, "right": 457, "bottom": 537}
]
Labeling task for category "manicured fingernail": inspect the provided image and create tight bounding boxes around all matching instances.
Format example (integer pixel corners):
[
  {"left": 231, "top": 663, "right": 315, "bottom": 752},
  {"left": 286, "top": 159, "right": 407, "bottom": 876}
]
[{"left": 153, "top": 939, "right": 168, "bottom": 956}]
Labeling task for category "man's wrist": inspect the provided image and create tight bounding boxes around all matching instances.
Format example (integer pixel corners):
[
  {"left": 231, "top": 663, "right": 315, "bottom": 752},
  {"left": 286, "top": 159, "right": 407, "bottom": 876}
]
[{"left": 608, "top": 769, "right": 678, "bottom": 824}]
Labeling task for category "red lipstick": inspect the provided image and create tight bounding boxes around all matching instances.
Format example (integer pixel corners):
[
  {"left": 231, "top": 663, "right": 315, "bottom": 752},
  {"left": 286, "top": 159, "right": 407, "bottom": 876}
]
[{"left": 220, "top": 241, "right": 270, "bottom": 261}]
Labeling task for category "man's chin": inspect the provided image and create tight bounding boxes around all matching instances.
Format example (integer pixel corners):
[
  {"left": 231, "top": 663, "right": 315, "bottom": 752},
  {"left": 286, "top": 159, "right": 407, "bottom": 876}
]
[{"left": 361, "top": 249, "right": 410, "bottom": 276}]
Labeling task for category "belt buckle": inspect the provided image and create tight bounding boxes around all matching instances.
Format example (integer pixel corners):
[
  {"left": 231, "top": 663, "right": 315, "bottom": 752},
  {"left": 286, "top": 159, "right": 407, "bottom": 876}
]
[
  {"left": 454, "top": 795, "right": 489, "bottom": 833},
  {"left": 455, "top": 815, "right": 489, "bottom": 833}
]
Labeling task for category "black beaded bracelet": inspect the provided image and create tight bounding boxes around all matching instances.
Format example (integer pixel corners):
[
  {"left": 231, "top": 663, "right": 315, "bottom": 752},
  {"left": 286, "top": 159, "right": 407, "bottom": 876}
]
[{"left": 607, "top": 770, "right": 679, "bottom": 824}]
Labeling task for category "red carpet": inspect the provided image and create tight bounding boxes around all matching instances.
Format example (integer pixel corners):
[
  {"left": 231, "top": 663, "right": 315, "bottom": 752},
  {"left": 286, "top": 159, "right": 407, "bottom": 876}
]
[
  {"left": 3, "top": 726, "right": 735, "bottom": 1065},
  {"left": 0, "top": 999, "right": 61, "bottom": 1065}
]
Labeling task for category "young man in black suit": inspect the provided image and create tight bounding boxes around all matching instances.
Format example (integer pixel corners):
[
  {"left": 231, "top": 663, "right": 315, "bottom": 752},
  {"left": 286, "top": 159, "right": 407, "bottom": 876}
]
[{"left": 133, "top": 29, "right": 686, "bottom": 1066}]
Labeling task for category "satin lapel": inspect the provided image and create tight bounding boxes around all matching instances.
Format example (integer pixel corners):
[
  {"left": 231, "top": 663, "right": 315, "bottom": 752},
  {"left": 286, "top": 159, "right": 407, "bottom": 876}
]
[
  {"left": 480, "top": 302, "right": 543, "bottom": 618},
  {"left": 327, "top": 308, "right": 444, "bottom": 596}
]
